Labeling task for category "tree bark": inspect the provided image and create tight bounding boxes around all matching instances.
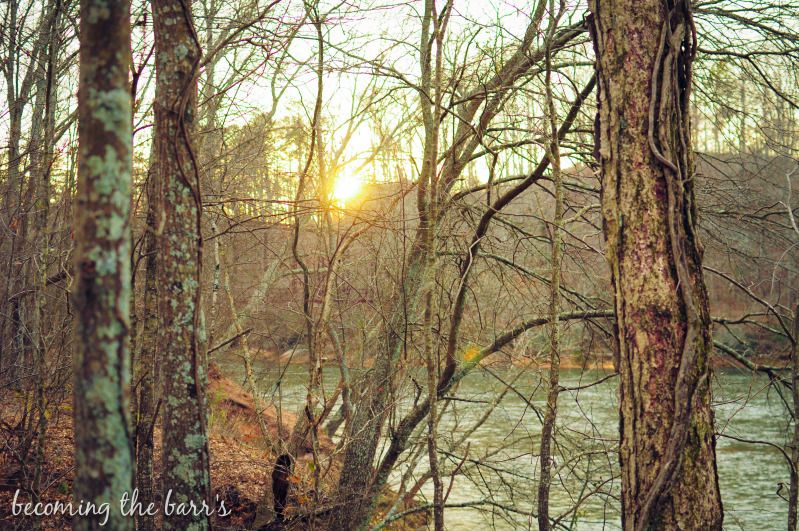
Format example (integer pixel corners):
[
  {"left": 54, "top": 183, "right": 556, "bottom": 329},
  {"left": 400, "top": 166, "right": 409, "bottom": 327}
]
[
  {"left": 789, "top": 303, "right": 799, "bottom": 531},
  {"left": 133, "top": 163, "right": 159, "bottom": 531},
  {"left": 73, "top": 0, "right": 134, "bottom": 528},
  {"left": 1, "top": 0, "right": 58, "bottom": 387},
  {"left": 537, "top": 4, "right": 564, "bottom": 527},
  {"left": 588, "top": 1, "right": 723, "bottom": 529},
  {"left": 151, "top": 0, "right": 211, "bottom": 528},
  {"left": 24, "top": 0, "right": 62, "bottom": 514}
]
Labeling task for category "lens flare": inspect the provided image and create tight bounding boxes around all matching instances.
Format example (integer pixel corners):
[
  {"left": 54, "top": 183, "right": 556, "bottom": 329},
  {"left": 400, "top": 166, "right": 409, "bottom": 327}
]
[{"left": 331, "top": 173, "right": 363, "bottom": 204}]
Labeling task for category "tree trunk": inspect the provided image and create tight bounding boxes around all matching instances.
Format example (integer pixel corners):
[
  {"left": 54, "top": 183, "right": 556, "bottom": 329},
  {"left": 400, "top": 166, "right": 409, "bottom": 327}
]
[
  {"left": 1, "top": 0, "right": 54, "bottom": 387},
  {"left": 588, "top": 1, "right": 723, "bottom": 529},
  {"left": 151, "top": 0, "right": 211, "bottom": 528},
  {"left": 73, "top": 0, "right": 134, "bottom": 528},
  {"left": 133, "top": 163, "right": 159, "bottom": 531},
  {"left": 24, "top": 1, "right": 61, "bottom": 515},
  {"left": 789, "top": 303, "right": 799, "bottom": 531},
  {"left": 537, "top": 6, "right": 564, "bottom": 527},
  {"left": 330, "top": 241, "right": 428, "bottom": 529}
]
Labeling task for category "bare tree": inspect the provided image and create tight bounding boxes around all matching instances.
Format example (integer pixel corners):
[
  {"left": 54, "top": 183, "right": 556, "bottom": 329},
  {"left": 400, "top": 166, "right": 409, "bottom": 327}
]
[
  {"left": 73, "top": 0, "right": 134, "bottom": 528},
  {"left": 537, "top": 3, "right": 567, "bottom": 529},
  {"left": 151, "top": 0, "right": 210, "bottom": 528},
  {"left": 4, "top": 1, "right": 799, "bottom": 529},
  {"left": 589, "top": 0, "right": 723, "bottom": 528},
  {"left": 133, "top": 160, "right": 159, "bottom": 531}
]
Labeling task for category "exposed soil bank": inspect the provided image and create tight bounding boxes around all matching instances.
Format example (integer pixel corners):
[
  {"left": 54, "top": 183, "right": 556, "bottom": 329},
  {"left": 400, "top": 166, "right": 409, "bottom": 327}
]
[{"left": 0, "top": 365, "right": 422, "bottom": 530}]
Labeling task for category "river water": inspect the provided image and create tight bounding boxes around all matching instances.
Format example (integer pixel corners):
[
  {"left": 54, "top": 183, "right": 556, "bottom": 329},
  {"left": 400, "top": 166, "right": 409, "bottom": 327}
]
[{"left": 219, "top": 360, "right": 791, "bottom": 530}]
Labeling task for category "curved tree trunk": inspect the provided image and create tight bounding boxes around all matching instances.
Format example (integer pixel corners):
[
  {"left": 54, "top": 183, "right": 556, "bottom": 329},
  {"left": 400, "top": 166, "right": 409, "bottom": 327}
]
[{"left": 588, "top": 1, "right": 723, "bottom": 529}]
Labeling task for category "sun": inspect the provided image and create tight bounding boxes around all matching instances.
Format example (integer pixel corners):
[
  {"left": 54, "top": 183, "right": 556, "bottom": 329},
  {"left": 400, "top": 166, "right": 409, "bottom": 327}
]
[{"left": 331, "top": 173, "right": 363, "bottom": 205}]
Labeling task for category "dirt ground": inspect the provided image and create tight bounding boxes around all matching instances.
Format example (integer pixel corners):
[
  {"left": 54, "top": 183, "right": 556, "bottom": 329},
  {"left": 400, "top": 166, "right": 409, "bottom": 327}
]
[{"left": 0, "top": 365, "right": 424, "bottom": 530}]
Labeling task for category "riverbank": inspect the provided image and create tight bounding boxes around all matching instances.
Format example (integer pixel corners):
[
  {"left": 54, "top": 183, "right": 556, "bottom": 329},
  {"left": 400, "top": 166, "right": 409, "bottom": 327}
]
[
  {"left": 0, "top": 369, "right": 287, "bottom": 529},
  {"left": 231, "top": 346, "right": 789, "bottom": 373},
  {"left": 0, "top": 366, "right": 424, "bottom": 530}
]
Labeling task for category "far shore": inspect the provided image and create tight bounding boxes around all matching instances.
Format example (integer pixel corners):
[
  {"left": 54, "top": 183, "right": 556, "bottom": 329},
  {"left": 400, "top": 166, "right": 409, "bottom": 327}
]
[{"left": 216, "top": 347, "right": 788, "bottom": 373}]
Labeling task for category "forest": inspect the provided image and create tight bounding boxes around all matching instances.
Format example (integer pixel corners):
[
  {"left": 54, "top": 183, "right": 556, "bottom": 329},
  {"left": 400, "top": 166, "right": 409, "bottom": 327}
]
[{"left": 0, "top": 0, "right": 797, "bottom": 529}]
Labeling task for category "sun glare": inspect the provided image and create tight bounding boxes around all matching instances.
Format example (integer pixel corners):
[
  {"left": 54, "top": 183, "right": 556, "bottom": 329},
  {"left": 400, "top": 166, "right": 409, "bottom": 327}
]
[{"left": 331, "top": 173, "right": 363, "bottom": 205}]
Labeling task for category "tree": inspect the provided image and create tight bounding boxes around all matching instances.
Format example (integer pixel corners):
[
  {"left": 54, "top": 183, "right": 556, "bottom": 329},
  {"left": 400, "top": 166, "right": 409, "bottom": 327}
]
[
  {"left": 6, "top": 0, "right": 798, "bottom": 529},
  {"left": 536, "top": 3, "right": 566, "bottom": 529},
  {"left": 133, "top": 161, "right": 159, "bottom": 531},
  {"left": 73, "top": 0, "right": 134, "bottom": 528},
  {"left": 151, "top": 0, "right": 210, "bottom": 528},
  {"left": 588, "top": 0, "right": 723, "bottom": 528},
  {"left": 328, "top": 2, "right": 591, "bottom": 526}
]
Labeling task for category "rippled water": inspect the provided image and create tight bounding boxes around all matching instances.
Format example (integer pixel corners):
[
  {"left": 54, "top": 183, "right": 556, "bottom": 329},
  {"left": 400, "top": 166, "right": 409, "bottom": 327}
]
[{"left": 219, "top": 360, "right": 791, "bottom": 530}]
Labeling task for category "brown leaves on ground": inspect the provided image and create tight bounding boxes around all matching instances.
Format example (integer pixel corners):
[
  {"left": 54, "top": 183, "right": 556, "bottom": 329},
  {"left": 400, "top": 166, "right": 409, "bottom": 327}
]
[
  {"left": 0, "top": 366, "right": 328, "bottom": 530},
  {"left": 0, "top": 366, "right": 423, "bottom": 530}
]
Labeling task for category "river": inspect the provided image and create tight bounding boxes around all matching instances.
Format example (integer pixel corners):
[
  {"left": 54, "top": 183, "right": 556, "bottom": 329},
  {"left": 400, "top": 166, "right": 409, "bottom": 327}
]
[{"left": 218, "top": 360, "right": 791, "bottom": 530}]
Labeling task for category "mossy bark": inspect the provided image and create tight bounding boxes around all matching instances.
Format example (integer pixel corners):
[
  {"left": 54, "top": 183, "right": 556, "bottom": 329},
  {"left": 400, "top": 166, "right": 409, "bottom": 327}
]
[
  {"left": 73, "top": 0, "right": 134, "bottom": 528},
  {"left": 588, "top": 1, "right": 723, "bottom": 529},
  {"left": 151, "top": 0, "right": 211, "bottom": 529}
]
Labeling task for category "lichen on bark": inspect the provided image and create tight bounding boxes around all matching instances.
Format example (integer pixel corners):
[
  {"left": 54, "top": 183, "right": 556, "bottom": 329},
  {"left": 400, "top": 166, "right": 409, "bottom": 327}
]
[
  {"left": 73, "top": 0, "right": 134, "bottom": 528},
  {"left": 151, "top": 0, "right": 211, "bottom": 529}
]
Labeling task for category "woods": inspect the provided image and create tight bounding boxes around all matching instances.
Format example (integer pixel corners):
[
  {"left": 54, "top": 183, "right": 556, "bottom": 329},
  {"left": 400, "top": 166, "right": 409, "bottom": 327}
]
[{"left": 1, "top": 0, "right": 798, "bottom": 529}]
